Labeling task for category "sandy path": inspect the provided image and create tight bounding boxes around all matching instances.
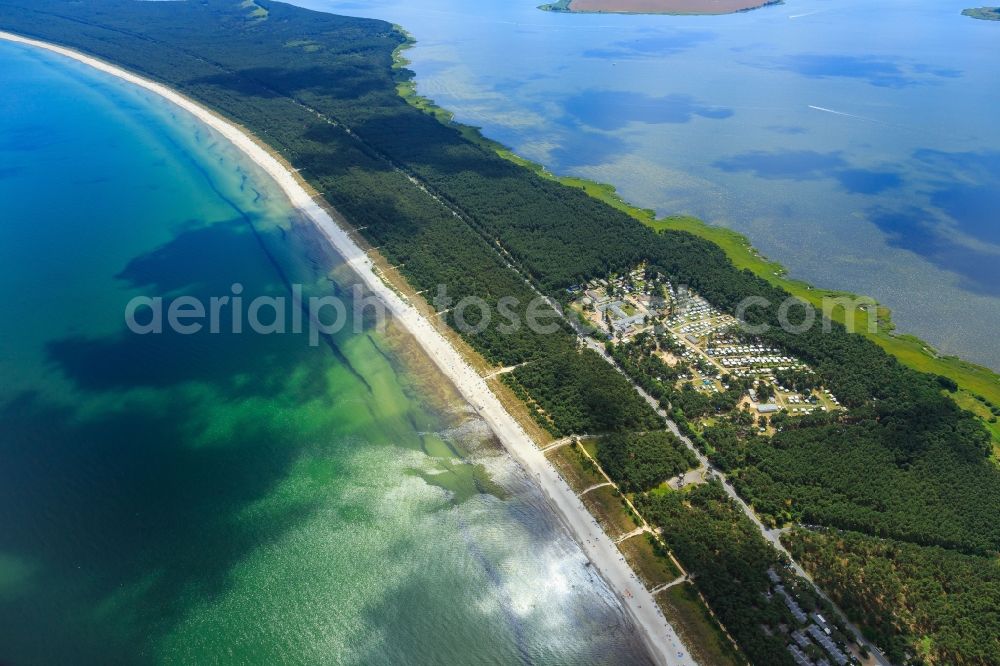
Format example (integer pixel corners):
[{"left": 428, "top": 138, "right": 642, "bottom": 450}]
[{"left": 0, "top": 31, "right": 696, "bottom": 666}]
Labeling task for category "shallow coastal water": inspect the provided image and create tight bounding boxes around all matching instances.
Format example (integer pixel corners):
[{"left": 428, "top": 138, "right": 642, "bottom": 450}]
[
  {"left": 293, "top": 0, "right": 1000, "bottom": 371},
  {"left": 0, "top": 42, "right": 651, "bottom": 664}
]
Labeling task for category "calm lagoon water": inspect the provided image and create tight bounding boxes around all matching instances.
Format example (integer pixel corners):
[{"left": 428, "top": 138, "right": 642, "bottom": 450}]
[
  {"left": 0, "top": 42, "right": 651, "bottom": 664},
  {"left": 294, "top": 0, "right": 1000, "bottom": 371}
]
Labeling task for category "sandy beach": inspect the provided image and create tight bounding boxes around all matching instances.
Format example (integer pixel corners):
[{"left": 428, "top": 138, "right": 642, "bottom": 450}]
[{"left": 0, "top": 30, "right": 695, "bottom": 666}]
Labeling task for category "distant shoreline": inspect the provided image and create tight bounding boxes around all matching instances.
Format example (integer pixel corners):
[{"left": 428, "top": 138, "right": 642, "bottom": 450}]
[
  {"left": 0, "top": 30, "right": 693, "bottom": 666},
  {"left": 539, "top": 0, "right": 782, "bottom": 16}
]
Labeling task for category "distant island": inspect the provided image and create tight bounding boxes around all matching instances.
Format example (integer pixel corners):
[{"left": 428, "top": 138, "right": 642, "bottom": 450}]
[
  {"left": 963, "top": 5, "right": 1000, "bottom": 19},
  {"left": 540, "top": 0, "right": 781, "bottom": 15}
]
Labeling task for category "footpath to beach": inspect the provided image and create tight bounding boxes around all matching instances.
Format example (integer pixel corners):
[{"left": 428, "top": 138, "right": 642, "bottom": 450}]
[{"left": 0, "top": 31, "right": 696, "bottom": 666}]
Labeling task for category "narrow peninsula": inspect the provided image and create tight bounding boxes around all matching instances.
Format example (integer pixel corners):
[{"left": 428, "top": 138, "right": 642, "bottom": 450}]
[
  {"left": 963, "top": 5, "right": 1000, "bottom": 19},
  {"left": 540, "top": 0, "right": 781, "bottom": 15}
]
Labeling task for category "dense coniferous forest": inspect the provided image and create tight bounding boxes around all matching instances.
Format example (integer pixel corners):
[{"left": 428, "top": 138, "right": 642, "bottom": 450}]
[
  {"left": 502, "top": 350, "right": 662, "bottom": 436},
  {"left": 596, "top": 431, "right": 698, "bottom": 493},
  {"left": 731, "top": 419, "right": 1000, "bottom": 554},
  {"left": 638, "top": 483, "right": 798, "bottom": 666},
  {"left": 785, "top": 527, "right": 1000, "bottom": 665},
  {"left": 2, "top": 1, "right": 998, "bottom": 662}
]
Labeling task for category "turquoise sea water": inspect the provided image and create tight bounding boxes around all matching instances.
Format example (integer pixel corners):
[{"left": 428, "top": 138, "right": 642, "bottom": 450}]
[
  {"left": 0, "top": 42, "right": 652, "bottom": 664},
  {"left": 293, "top": 0, "right": 1000, "bottom": 370}
]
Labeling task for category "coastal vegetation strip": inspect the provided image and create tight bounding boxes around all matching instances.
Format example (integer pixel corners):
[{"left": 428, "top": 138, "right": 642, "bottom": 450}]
[
  {"left": 657, "top": 583, "right": 745, "bottom": 666},
  {"left": 546, "top": 439, "right": 736, "bottom": 659},
  {"left": 618, "top": 535, "right": 682, "bottom": 587},
  {"left": 566, "top": 436, "right": 752, "bottom": 661},
  {"left": 785, "top": 526, "right": 1000, "bottom": 665},
  {"left": 3, "top": 1, "right": 998, "bottom": 663}
]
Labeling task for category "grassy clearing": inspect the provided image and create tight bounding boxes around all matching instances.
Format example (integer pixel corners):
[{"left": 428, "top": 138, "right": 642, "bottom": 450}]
[
  {"left": 618, "top": 534, "right": 681, "bottom": 586},
  {"left": 580, "top": 485, "right": 636, "bottom": 539},
  {"left": 951, "top": 389, "right": 1000, "bottom": 460},
  {"left": 658, "top": 583, "right": 746, "bottom": 666},
  {"left": 547, "top": 443, "right": 605, "bottom": 492},
  {"left": 239, "top": 0, "right": 268, "bottom": 20},
  {"left": 284, "top": 39, "right": 321, "bottom": 52}
]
